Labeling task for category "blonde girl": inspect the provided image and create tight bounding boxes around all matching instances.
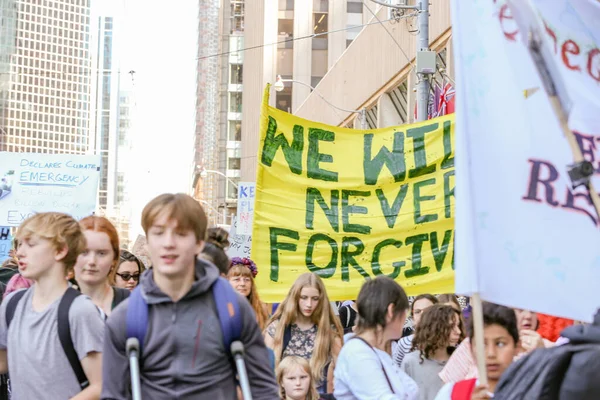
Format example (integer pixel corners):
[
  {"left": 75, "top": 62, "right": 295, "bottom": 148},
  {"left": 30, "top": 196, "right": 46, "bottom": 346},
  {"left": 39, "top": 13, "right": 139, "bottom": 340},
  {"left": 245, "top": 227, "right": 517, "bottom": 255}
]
[
  {"left": 227, "top": 257, "right": 270, "bottom": 330},
  {"left": 277, "top": 356, "right": 320, "bottom": 400},
  {"left": 264, "top": 273, "right": 343, "bottom": 394}
]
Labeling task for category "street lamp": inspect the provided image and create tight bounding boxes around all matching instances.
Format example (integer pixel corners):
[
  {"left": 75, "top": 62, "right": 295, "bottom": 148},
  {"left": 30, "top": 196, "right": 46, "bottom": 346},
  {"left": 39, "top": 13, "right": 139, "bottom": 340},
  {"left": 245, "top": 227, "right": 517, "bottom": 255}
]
[
  {"left": 198, "top": 167, "right": 239, "bottom": 189},
  {"left": 273, "top": 75, "right": 367, "bottom": 129}
]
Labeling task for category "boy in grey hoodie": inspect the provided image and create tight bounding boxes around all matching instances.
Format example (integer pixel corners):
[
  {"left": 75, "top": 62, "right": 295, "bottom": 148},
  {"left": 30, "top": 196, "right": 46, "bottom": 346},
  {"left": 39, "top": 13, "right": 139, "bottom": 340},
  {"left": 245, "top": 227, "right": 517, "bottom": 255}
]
[{"left": 101, "top": 193, "right": 279, "bottom": 400}]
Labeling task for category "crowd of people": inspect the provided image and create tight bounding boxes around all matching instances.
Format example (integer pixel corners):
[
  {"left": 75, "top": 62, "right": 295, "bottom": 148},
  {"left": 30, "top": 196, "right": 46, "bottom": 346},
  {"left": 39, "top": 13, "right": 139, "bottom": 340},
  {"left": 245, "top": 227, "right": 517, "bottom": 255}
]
[{"left": 0, "top": 192, "right": 596, "bottom": 399}]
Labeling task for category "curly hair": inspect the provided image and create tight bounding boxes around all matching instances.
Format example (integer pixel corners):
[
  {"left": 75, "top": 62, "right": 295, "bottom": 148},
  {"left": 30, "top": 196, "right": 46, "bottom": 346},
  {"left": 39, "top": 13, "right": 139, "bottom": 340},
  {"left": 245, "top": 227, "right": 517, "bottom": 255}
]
[{"left": 411, "top": 304, "right": 465, "bottom": 363}]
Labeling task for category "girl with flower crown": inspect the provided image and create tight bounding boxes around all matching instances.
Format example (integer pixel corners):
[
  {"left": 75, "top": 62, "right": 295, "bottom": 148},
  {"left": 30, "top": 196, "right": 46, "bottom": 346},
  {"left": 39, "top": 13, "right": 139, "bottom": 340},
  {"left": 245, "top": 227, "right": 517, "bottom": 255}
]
[{"left": 227, "top": 257, "right": 270, "bottom": 330}]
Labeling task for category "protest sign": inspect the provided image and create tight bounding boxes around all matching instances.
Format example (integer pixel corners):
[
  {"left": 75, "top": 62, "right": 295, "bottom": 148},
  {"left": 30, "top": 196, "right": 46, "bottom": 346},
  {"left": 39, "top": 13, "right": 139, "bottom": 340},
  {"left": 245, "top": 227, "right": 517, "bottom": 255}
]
[
  {"left": 227, "top": 217, "right": 252, "bottom": 259},
  {"left": 252, "top": 87, "right": 455, "bottom": 302},
  {"left": 237, "top": 182, "right": 256, "bottom": 235},
  {"left": 0, "top": 152, "right": 101, "bottom": 226},
  {"left": 0, "top": 227, "right": 11, "bottom": 263},
  {"left": 452, "top": 0, "right": 600, "bottom": 322}
]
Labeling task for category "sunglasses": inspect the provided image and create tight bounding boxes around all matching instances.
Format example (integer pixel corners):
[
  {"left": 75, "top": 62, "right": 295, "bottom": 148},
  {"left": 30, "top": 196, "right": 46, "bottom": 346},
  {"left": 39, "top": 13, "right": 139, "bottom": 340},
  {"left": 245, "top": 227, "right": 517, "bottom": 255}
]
[{"left": 115, "top": 272, "right": 140, "bottom": 282}]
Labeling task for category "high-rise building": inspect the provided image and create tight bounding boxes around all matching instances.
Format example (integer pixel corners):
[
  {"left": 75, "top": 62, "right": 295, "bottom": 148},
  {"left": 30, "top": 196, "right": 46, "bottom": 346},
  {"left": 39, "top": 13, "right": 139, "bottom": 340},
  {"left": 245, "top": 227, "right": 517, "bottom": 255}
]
[
  {"left": 192, "top": 0, "right": 243, "bottom": 227},
  {"left": 0, "top": 0, "right": 93, "bottom": 154},
  {"left": 90, "top": 14, "right": 120, "bottom": 210},
  {"left": 89, "top": 0, "right": 134, "bottom": 247}
]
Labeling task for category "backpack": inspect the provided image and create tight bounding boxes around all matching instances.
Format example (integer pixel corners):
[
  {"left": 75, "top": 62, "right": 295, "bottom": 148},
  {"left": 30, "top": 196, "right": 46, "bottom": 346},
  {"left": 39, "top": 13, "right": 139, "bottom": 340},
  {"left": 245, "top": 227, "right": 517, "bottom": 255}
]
[
  {"left": 5, "top": 288, "right": 89, "bottom": 390},
  {"left": 126, "top": 277, "right": 243, "bottom": 358},
  {"left": 494, "top": 342, "right": 600, "bottom": 400}
]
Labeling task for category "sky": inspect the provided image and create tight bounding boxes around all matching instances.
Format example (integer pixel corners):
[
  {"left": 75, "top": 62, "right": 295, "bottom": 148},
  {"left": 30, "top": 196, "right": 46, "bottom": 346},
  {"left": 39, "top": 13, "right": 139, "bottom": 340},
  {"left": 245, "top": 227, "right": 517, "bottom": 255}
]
[{"left": 112, "top": 0, "right": 199, "bottom": 240}]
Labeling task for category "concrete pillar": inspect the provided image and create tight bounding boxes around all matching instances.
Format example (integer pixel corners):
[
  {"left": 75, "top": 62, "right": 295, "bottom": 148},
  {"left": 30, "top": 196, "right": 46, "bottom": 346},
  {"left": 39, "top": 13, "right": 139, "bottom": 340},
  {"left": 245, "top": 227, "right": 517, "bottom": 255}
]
[
  {"left": 292, "top": 0, "right": 313, "bottom": 112},
  {"left": 240, "top": 0, "right": 278, "bottom": 183},
  {"left": 328, "top": 0, "right": 346, "bottom": 69}
]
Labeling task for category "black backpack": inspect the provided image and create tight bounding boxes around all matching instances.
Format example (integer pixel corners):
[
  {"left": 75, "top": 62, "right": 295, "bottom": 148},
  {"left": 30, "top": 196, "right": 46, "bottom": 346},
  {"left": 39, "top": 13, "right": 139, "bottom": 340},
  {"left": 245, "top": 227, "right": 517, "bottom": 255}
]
[{"left": 495, "top": 313, "right": 600, "bottom": 400}]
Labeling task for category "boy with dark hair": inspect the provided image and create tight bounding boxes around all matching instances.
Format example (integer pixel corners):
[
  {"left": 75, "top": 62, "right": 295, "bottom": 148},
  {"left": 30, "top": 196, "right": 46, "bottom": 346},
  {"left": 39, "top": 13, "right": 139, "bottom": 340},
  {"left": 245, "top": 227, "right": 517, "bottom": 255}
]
[
  {"left": 434, "top": 302, "right": 520, "bottom": 400},
  {"left": 0, "top": 213, "right": 105, "bottom": 399},
  {"left": 101, "top": 193, "right": 279, "bottom": 399}
]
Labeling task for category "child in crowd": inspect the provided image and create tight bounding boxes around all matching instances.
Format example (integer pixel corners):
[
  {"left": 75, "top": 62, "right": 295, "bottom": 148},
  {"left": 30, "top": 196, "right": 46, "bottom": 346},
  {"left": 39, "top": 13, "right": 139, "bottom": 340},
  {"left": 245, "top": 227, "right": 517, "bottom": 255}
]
[
  {"left": 393, "top": 294, "right": 439, "bottom": 366},
  {"left": 402, "top": 304, "right": 464, "bottom": 400},
  {"left": 265, "top": 273, "right": 343, "bottom": 394},
  {"left": 0, "top": 213, "right": 104, "bottom": 399},
  {"left": 434, "top": 302, "right": 520, "bottom": 399},
  {"left": 277, "top": 356, "right": 321, "bottom": 400},
  {"left": 101, "top": 193, "right": 278, "bottom": 399},
  {"left": 74, "top": 216, "right": 130, "bottom": 316}
]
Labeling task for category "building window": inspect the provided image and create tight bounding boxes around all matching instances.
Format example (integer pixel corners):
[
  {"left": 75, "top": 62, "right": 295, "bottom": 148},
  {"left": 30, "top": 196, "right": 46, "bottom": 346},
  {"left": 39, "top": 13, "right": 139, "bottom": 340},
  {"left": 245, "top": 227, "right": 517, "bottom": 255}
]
[
  {"left": 313, "top": 0, "right": 329, "bottom": 12},
  {"left": 227, "top": 181, "right": 239, "bottom": 200},
  {"left": 278, "top": 19, "right": 294, "bottom": 49},
  {"left": 347, "top": 1, "right": 363, "bottom": 13},
  {"left": 275, "top": 87, "right": 292, "bottom": 113},
  {"left": 230, "top": 64, "right": 243, "bottom": 85},
  {"left": 229, "top": 92, "right": 243, "bottom": 113},
  {"left": 228, "top": 157, "right": 241, "bottom": 170},
  {"left": 279, "top": 0, "right": 294, "bottom": 11},
  {"left": 229, "top": 120, "right": 242, "bottom": 141},
  {"left": 314, "top": 13, "right": 328, "bottom": 39}
]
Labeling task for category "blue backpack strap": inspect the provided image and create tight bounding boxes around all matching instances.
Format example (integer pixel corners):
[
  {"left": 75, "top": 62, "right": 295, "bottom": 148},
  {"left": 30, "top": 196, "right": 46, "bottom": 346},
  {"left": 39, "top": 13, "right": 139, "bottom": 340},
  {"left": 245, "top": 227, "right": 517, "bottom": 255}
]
[
  {"left": 126, "top": 286, "right": 149, "bottom": 355},
  {"left": 212, "top": 277, "right": 242, "bottom": 353}
]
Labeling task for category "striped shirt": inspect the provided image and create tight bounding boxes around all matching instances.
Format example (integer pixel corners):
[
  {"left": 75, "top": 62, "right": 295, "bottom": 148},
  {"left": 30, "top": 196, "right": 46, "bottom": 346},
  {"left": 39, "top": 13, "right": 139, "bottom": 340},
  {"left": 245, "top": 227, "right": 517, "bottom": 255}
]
[{"left": 392, "top": 334, "right": 414, "bottom": 367}]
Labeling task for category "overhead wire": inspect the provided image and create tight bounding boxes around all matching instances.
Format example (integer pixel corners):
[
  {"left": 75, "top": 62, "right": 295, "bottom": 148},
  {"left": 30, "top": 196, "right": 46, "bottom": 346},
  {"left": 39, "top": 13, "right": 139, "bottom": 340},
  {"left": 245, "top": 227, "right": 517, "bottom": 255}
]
[{"left": 362, "top": 0, "right": 418, "bottom": 74}]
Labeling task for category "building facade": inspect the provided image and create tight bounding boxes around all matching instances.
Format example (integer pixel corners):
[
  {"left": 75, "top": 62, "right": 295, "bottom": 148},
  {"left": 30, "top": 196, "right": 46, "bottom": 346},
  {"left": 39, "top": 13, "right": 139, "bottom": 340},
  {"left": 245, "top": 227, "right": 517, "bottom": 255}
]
[
  {"left": 241, "top": 1, "right": 452, "bottom": 182},
  {"left": 0, "top": 0, "right": 93, "bottom": 154},
  {"left": 193, "top": 0, "right": 244, "bottom": 227},
  {"left": 241, "top": 0, "right": 367, "bottom": 181}
]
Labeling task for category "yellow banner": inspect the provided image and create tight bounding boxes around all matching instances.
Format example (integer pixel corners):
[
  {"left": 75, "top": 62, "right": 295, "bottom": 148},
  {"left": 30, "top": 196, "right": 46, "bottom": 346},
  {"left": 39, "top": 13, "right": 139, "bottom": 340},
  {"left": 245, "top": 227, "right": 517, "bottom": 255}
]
[{"left": 252, "top": 87, "right": 455, "bottom": 302}]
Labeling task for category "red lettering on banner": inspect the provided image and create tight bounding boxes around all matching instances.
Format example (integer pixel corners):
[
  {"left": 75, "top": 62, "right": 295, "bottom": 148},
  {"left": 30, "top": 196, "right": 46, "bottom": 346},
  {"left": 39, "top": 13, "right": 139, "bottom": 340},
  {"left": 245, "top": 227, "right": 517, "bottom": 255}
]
[
  {"left": 587, "top": 48, "right": 600, "bottom": 83},
  {"left": 498, "top": 4, "right": 518, "bottom": 42},
  {"left": 493, "top": 1, "right": 600, "bottom": 85},
  {"left": 561, "top": 40, "right": 581, "bottom": 71},
  {"left": 544, "top": 22, "right": 558, "bottom": 53}
]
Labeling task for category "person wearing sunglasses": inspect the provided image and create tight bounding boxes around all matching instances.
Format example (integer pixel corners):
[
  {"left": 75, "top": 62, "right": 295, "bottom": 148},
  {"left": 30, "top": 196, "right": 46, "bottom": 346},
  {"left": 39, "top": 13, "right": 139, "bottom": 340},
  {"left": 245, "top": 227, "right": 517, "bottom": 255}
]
[{"left": 111, "top": 249, "right": 145, "bottom": 291}]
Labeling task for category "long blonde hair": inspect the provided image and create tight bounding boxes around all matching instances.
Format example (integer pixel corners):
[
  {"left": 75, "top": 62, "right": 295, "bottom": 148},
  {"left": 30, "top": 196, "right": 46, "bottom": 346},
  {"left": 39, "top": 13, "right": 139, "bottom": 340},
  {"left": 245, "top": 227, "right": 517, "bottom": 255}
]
[
  {"left": 266, "top": 273, "right": 343, "bottom": 384},
  {"left": 228, "top": 265, "right": 269, "bottom": 330},
  {"left": 276, "top": 356, "right": 319, "bottom": 400}
]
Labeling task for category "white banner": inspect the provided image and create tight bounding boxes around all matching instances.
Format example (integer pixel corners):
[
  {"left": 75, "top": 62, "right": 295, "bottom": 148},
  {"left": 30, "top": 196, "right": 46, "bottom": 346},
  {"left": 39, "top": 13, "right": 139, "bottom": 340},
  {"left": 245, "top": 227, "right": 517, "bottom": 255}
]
[
  {"left": 0, "top": 227, "right": 11, "bottom": 263},
  {"left": 236, "top": 182, "right": 255, "bottom": 235},
  {"left": 452, "top": 0, "right": 600, "bottom": 322},
  {"left": 0, "top": 152, "right": 101, "bottom": 226},
  {"left": 226, "top": 216, "right": 252, "bottom": 259}
]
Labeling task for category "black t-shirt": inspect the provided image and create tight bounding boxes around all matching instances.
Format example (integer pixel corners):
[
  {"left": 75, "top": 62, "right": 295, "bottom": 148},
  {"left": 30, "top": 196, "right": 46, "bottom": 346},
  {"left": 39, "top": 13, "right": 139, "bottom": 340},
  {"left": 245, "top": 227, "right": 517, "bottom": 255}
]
[{"left": 111, "top": 287, "right": 130, "bottom": 310}]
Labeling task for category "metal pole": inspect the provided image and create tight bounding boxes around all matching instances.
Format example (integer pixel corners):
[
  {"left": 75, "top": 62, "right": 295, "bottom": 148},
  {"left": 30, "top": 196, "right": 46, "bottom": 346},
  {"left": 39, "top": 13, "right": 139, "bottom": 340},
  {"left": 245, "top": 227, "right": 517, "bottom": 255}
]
[{"left": 416, "top": 0, "right": 430, "bottom": 122}]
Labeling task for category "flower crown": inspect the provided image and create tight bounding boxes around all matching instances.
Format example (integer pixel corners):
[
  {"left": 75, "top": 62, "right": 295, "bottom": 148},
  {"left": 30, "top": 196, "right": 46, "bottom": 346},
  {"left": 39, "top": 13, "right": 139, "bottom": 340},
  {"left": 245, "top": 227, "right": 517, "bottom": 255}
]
[{"left": 230, "top": 257, "right": 258, "bottom": 278}]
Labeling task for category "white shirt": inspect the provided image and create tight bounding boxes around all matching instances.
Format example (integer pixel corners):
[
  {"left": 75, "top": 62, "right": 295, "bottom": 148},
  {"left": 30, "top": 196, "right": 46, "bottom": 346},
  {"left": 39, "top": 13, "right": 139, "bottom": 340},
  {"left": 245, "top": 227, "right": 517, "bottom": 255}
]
[{"left": 334, "top": 338, "right": 420, "bottom": 400}]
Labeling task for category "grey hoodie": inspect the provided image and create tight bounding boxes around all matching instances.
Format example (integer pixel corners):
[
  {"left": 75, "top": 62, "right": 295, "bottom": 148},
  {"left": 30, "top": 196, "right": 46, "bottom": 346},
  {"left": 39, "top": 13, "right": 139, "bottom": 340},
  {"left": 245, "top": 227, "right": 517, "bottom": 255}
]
[{"left": 101, "top": 259, "right": 279, "bottom": 400}]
